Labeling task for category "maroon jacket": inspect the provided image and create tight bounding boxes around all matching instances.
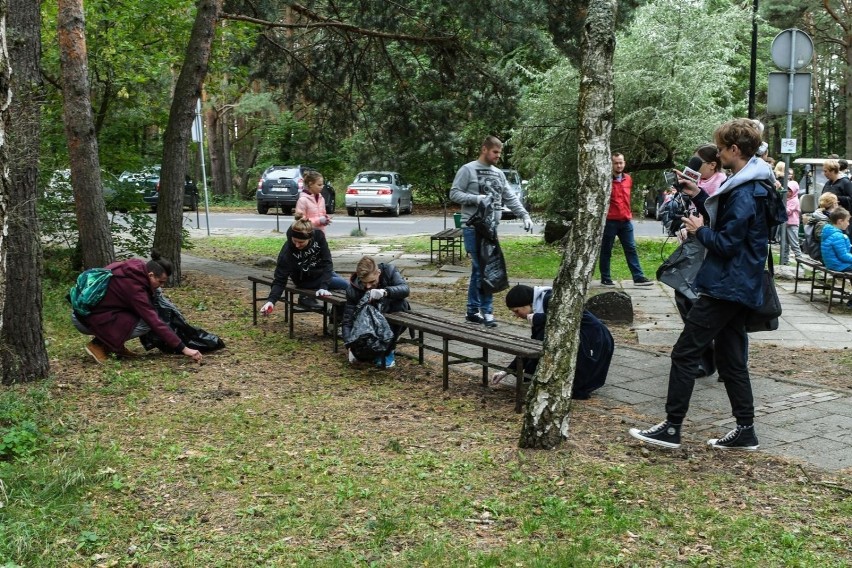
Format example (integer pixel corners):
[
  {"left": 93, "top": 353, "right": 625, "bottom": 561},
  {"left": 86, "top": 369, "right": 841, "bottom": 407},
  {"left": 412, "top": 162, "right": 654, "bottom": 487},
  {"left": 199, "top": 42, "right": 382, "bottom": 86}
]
[{"left": 84, "top": 259, "right": 184, "bottom": 352}]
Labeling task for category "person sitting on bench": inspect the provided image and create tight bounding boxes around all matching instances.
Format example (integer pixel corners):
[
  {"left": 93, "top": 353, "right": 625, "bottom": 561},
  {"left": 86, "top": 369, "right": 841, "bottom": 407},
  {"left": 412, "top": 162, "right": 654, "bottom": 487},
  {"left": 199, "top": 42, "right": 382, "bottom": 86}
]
[
  {"left": 342, "top": 256, "right": 410, "bottom": 368},
  {"left": 491, "top": 284, "right": 613, "bottom": 399},
  {"left": 260, "top": 218, "right": 348, "bottom": 314},
  {"left": 820, "top": 207, "right": 852, "bottom": 274}
]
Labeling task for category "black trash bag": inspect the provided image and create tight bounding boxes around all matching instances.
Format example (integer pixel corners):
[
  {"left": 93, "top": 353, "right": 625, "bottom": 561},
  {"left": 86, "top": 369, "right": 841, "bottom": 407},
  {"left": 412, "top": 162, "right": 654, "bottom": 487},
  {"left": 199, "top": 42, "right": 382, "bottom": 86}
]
[
  {"left": 140, "top": 291, "right": 226, "bottom": 353},
  {"left": 345, "top": 294, "right": 395, "bottom": 362},
  {"left": 467, "top": 197, "right": 509, "bottom": 295},
  {"left": 656, "top": 238, "right": 705, "bottom": 301}
]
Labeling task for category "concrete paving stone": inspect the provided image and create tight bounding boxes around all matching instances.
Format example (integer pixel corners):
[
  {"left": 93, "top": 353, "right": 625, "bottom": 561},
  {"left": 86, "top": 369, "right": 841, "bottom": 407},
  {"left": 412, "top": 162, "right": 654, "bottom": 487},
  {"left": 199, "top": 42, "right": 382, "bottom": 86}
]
[
  {"left": 405, "top": 276, "right": 462, "bottom": 285},
  {"left": 437, "top": 264, "right": 470, "bottom": 274},
  {"left": 754, "top": 420, "right": 813, "bottom": 445},
  {"left": 635, "top": 330, "right": 681, "bottom": 346},
  {"left": 795, "top": 413, "right": 852, "bottom": 434},
  {"left": 805, "top": 398, "right": 852, "bottom": 417},
  {"left": 758, "top": 406, "right": 834, "bottom": 429},
  {"left": 404, "top": 269, "right": 440, "bottom": 277},
  {"left": 599, "top": 387, "right": 658, "bottom": 405},
  {"left": 767, "top": 438, "right": 852, "bottom": 470},
  {"left": 616, "top": 378, "right": 669, "bottom": 397}
]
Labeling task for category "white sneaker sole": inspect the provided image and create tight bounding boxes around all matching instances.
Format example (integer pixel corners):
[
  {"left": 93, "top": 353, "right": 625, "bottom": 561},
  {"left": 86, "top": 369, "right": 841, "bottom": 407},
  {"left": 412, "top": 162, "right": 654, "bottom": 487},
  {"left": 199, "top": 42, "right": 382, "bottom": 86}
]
[
  {"left": 707, "top": 439, "right": 759, "bottom": 451},
  {"left": 629, "top": 428, "right": 682, "bottom": 449}
]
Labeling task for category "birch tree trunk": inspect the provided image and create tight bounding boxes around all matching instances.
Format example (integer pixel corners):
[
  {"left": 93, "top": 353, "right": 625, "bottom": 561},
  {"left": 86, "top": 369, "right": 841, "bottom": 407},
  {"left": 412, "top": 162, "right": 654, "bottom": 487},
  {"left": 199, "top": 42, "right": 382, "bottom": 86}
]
[
  {"left": 519, "top": 0, "right": 617, "bottom": 449},
  {"left": 57, "top": 0, "right": 114, "bottom": 269},
  {"left": 0, "top": 0, "right": 11, "bottom": 344},
  {"left": 2, "top": 0, "right": 50, "bottom": 384},
  {"left": 154, "top": 0, "right": 222, "bottom": 285}
]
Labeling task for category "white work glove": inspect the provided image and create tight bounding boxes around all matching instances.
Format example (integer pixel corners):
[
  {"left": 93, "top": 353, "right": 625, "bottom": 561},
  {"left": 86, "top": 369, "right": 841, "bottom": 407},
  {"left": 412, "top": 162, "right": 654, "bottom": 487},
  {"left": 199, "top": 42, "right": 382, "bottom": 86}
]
[
  {"left": 477, "top": 194, "right": 488, "bottom": 203},
  {"left": 319, "top": 215, "right": 330, "bottom": 225},
  {"left": 490, "top": 371, "right": 508, "bottom": 386},
  {"left": 368, "top": 288, "right": 386, "bottom": 301},
  {"left": 526, "top": 313, "right": 535, "bottom": 324},
  {"left": 260, "top": 301, "right": 275, "bottom": 315},
  {"left": 522, "top": 216, "right": 533, "bottom": 232},
  {"left": 316, "top": 289, "right": 331, "bottom": 297},
  {"left": 348, "top": 350, "right": 357, "bottom": 364}
]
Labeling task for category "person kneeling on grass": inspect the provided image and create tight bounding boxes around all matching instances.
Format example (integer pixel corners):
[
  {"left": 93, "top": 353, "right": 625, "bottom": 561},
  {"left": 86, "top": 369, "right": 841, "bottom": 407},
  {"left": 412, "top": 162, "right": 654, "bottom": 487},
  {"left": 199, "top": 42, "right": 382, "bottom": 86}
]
[
  {"left": 490, "top": 284, "right": 613, "bottom": 399},
  {"left": 71, "top": 251, "right": 203, "bottom": 365},
  {"left": 342, "top": 256, "right": 410, "bottom": 368}
]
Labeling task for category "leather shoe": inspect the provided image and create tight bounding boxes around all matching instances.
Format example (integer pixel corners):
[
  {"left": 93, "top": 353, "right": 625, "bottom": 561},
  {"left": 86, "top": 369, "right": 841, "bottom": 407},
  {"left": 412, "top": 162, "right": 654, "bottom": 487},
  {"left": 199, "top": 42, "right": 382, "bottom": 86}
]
[
  {"left": 85, "top": 339, "right": 110, "bottom": 364},
  {"left": 115, "top": 345, "right": 141, "bottom": 359}
]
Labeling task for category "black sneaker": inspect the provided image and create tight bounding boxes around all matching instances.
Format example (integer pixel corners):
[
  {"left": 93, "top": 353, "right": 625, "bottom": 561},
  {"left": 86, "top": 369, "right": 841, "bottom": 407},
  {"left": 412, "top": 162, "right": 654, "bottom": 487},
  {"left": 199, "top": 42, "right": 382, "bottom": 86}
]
[
  {"left": 483, "top": 314, "right": 498, "bottom": 328},
  {"left": 298, "top": 295, "right": 321, "bottom": 309},
  {"left": 707, "top": 425, "right": 759, "bottom": 451},
  {"left": 601, "top": 279, "right": 615, "bottom": 286},
  {"left": 633, "top": 277, "right": 654, "bottom": 286},
  {"left": 628, "top": 420, "right": 682, "bottom": 449},
  {"left": 465, "top": 313, "right": 485, "bottom": 324}
]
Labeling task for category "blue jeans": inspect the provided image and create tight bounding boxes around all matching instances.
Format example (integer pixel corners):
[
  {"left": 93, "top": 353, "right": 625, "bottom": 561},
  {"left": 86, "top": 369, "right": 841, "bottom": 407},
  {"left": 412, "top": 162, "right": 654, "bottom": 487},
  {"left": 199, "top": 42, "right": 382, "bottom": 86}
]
[
  {"left": 328, "top": 272, "right": 348, "bottom": 291},
  {"left": 463, "top": 227, "right": 493, "bottom": 315},
  {"left": 600, "top": 219, "right": 646, "bottom": 281}
]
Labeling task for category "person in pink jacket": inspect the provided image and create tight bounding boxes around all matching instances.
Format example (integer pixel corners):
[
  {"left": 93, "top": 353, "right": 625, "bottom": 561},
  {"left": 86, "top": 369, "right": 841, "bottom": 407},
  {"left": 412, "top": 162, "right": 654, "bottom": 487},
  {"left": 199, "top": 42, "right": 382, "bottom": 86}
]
[
  {"left": 295, "top": 170, "right": 332, "bottom": 232},
  {"left": 71, "top": 251, "right": 203, "bottom": 365},
  {"left": 775, "top": 163, "right": 802, "bottom": 263}
]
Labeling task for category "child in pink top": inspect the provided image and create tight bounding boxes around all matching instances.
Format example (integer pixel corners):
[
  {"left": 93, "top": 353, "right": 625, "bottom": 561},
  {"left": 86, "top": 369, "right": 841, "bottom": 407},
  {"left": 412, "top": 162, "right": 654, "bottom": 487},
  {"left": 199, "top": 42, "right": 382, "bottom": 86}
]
[
  {"left": 295, "top": 170, "right": 332, "bottom": 232},
  {"left": 783, "top": 184, "right": 802, "bottom": 262}
]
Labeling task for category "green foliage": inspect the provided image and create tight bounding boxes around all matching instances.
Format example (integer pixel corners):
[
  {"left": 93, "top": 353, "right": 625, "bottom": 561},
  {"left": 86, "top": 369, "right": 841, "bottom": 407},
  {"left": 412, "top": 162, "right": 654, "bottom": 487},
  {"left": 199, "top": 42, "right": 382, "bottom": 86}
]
[{"left": 514, "top": 0, "right": 758, "bottom": 220}]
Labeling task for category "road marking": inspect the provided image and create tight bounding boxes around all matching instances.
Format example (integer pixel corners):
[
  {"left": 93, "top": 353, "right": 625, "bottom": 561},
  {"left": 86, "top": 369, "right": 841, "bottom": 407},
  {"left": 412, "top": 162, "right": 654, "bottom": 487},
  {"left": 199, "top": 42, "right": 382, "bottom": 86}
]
[{"left": 231, "top": 218, "right": 417, "bottom": 224}]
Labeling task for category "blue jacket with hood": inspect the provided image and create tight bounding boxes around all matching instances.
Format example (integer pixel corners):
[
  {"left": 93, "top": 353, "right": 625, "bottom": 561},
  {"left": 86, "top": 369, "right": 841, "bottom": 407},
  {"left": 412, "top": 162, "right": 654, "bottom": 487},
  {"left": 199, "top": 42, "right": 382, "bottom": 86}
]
[
  {"left": 691, "top": 157, "right": 772, "bottom": 309},
  {"left": 820, "top": 223, "right": 852, "bottom": 272}
]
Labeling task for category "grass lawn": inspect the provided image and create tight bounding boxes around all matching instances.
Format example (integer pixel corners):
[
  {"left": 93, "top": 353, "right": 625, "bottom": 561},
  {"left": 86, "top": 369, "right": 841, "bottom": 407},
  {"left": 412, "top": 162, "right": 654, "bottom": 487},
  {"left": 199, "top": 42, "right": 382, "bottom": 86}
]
[
  {"left": 1, "top": 247, "right": 849, "bottom": 566},
  {"left": 188, "top": 234, "right": 680, "bottom": 283}
]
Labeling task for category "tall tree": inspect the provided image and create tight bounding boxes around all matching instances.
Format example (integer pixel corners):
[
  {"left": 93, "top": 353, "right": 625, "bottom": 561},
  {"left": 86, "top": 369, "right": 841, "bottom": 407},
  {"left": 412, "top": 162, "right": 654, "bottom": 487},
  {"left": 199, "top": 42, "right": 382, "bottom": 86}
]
[
  {"left": 822, "top": 0, "right": 851, "bottom": 156},
  {"left": 519, "top": 0, "right": 617, "bottom": 449},
  {"left": 58, "top": 0, "right": 114, "bottom": 268},
  {"left": 2, "top": 0, "right": 50, "bottom": 384},
  {"left": 0, "top": 0, "right": 10, "bottom": 349},
  {"left": 153, "top": 0, "right": 222, "bottom": 284}
]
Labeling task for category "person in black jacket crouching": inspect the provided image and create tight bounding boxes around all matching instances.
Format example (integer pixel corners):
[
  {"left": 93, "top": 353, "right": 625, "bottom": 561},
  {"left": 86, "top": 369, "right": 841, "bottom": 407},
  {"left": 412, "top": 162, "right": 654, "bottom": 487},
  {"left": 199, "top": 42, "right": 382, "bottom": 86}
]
[
  {"left": 490, "top": 284, "right": 613, "bottom": 400},
  {"left": 342, "top": 256, "right": 410, "bottom": 368}
]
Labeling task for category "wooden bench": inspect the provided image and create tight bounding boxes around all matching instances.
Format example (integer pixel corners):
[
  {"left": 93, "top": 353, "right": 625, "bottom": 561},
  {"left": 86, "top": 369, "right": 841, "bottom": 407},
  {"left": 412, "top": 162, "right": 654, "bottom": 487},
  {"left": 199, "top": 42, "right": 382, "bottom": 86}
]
[
  {"left": 385, "top": 310, "right": 542, "bottom": 412},
  {"left": 794, "top": 257, "right": 852, "bottom": 312},
  {"left": 429, "top": 228, "right": 464, "bottom": 264},
  {"left": 248, "top": 276, "right": 348, "bottom": 351}
]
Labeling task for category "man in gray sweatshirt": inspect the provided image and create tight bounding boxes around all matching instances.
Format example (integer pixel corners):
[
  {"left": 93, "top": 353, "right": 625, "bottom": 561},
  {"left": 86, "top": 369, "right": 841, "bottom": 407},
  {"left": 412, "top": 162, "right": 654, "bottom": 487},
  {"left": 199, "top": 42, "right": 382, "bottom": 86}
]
[{"left": 450, "top": 135, "right": 532, "bottom": 327}]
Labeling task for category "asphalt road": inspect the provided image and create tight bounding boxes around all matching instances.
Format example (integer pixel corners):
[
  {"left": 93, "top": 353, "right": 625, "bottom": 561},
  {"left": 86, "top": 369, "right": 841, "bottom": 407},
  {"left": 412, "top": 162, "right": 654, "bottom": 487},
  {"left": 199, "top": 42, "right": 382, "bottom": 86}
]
[{"left": 183, "top": 210, "right": 667, "bottom": 238}]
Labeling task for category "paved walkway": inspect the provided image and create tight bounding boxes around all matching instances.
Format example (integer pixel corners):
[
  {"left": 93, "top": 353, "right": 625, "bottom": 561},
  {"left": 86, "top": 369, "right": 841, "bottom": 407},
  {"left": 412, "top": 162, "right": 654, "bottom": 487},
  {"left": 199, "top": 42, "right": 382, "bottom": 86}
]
[{"left": 182, "top": 248, "right": 852, "bottom": 472}]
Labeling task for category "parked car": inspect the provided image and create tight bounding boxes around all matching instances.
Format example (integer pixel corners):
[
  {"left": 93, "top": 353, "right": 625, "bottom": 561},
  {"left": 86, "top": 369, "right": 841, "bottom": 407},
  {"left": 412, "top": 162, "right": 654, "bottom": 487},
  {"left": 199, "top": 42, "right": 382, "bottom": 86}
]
[
  {"left": 48, "top": 168, "right": 122, "bottom": 209},
  {"left": 121, "top": 166, "right": 199, "bottom": 212},
  {"left": 499, "top": 169, "right": 529, "bottom": 219},
  {"left": 255, "top": 165, "right": 336, "bottom": 215},
  {"left": 345, "top": 171, "right": 413, "bottom": 217}
]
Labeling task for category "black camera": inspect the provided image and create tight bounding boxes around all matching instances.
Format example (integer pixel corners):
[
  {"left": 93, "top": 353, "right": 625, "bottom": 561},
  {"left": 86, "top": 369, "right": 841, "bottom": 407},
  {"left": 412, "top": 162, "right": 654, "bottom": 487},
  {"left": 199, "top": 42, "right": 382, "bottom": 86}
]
[
  {"left": 659, "top": 190, "right": 693, "bottom": 237},
  {"left": 663, "top": 170, "right": 683, "bottom": 191}
]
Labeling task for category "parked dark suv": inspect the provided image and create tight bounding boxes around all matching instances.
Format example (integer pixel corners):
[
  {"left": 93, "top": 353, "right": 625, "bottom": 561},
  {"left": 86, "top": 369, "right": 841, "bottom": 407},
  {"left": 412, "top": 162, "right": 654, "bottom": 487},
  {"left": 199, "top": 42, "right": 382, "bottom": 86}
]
[
  {"left": 256, "top": 165, "right": 336, "bottom": 215},
  {"left": 121, "top": 167, "right": 199, "bottom": 212}
]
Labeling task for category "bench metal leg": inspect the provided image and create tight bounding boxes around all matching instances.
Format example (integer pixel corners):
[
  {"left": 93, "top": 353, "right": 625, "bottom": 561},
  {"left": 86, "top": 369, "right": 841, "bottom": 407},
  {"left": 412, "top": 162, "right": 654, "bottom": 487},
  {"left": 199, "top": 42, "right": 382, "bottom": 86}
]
[
  {"left": 481, "top": 347, "right": 489, "bottom": 387},
  {"left": 442, "top": 338, "right": 449, "bottom": 390},
  {"left": 418, "top": 330, "right": 424, "bottom": 364},
  {"left": 252, "top": 281, "right": 259, "bottom": 325},
  {"left": 288, "top": 290, "right": 296, "bottom": 339},
  {"left": 515, "top": 358, "right": 525, "bottom": 413},
  {"left": 332, "top": 307, "right": 339, "bottom": 353}
]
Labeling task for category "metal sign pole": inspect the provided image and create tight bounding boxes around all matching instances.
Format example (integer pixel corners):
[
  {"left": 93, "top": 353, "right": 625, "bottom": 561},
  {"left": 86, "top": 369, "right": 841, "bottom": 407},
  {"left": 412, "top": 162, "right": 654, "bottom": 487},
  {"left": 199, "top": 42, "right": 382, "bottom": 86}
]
[{"left": 195, "top": 99, "right": 211, "bottom": 236}]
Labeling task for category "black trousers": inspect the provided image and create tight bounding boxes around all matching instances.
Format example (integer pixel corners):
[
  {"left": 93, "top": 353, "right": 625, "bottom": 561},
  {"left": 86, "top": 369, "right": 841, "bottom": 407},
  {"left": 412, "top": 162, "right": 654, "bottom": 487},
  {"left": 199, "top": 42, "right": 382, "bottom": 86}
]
[{"left": 665, "top": 296, "right": 755, "bottom": 425}]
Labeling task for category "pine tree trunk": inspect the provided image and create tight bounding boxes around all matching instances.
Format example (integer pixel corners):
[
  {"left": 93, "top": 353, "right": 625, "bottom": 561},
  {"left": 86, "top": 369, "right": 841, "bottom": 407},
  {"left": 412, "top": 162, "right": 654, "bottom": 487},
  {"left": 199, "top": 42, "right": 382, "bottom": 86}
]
[
  {"left": 205, "top": 104, "right": 223, "bottom": 195},
  {"left": 221, "top": 110, "right": 233, "bottom": 195},
  {"left": 154, "top": 0, "right": 222, "bottom": 285},
  {"left": 519, "top": 0, "right": 616, "bottom": 449},
  {"left": 57, "top": 0, "right": 114, "bottom": 269},
  {"left": 2, "top": 0, "right": 50, "bottom": 384}
]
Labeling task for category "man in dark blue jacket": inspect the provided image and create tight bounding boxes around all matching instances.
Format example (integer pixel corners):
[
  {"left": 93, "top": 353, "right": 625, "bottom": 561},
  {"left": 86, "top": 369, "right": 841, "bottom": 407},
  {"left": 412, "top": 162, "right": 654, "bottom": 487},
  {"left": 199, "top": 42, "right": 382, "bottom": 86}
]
[{"left": 630, "top": 118, "right": 772, "bottom": 451}]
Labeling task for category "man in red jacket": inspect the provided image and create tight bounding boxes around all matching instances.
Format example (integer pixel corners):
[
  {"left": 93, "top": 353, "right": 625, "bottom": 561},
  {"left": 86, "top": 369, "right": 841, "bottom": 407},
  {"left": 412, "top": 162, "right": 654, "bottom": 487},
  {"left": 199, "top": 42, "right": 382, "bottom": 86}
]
[
  {"left": 71, "top": 252, "right": 203, "bottom": 364},
  {"left": 599, "top": 153, "right": 653, "bottom": 286}
]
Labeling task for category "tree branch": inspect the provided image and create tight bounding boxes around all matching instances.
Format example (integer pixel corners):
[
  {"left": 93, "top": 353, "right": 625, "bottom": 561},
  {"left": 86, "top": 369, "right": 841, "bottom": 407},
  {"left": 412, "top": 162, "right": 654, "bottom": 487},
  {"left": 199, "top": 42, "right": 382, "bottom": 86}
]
[{"left": 220, "top": 7, "right": 458, "bottom": 45}]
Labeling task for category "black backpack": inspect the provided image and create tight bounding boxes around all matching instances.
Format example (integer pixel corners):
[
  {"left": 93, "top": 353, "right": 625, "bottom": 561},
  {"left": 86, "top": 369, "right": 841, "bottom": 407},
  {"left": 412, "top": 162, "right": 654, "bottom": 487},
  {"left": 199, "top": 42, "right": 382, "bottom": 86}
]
[{"left": 755, "top": 179, "right": 788, "bottom": 233}]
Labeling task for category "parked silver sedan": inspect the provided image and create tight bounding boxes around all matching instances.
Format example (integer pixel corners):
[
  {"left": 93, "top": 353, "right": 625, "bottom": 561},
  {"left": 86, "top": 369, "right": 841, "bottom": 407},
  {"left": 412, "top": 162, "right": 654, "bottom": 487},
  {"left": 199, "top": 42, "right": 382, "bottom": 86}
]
[{"left": 345, "top": 171, "right": 413, "bottom": 217}]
